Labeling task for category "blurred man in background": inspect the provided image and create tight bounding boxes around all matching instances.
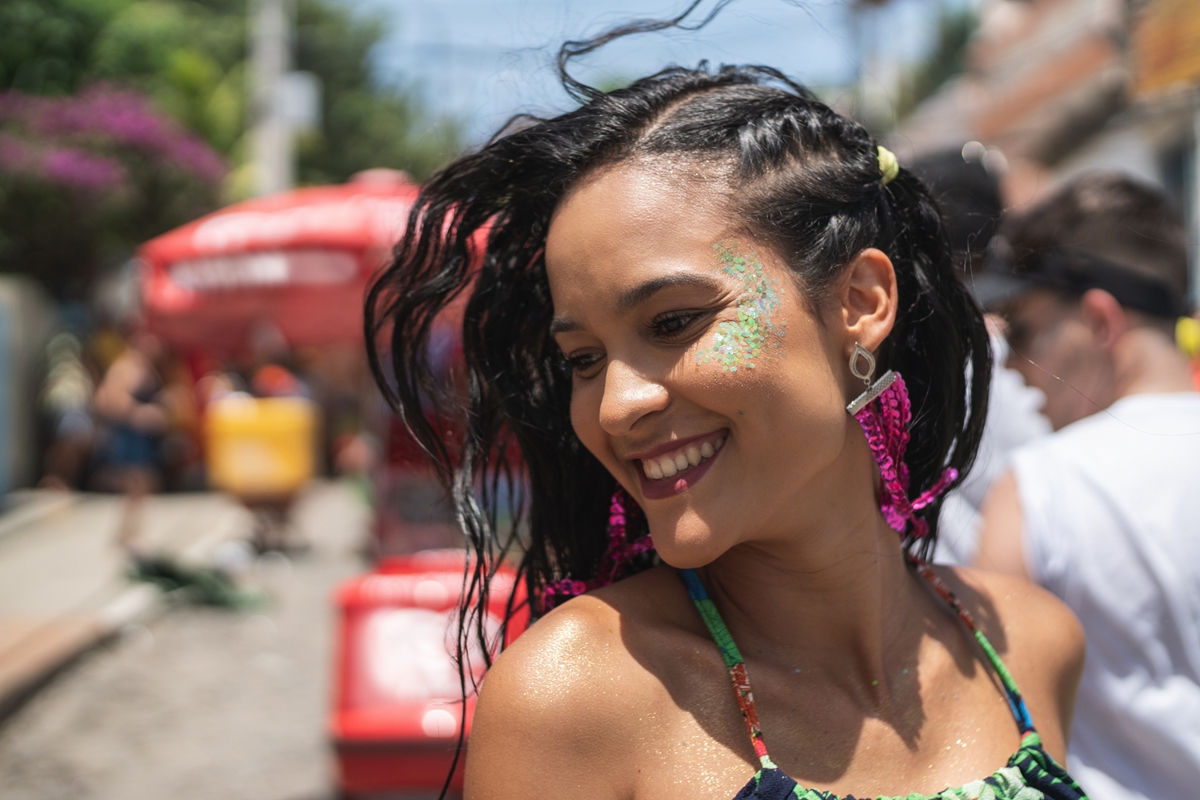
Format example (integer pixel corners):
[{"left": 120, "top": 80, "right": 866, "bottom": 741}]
[{"left": 976, "top": 173, "right": 1200, "bottom": 800}]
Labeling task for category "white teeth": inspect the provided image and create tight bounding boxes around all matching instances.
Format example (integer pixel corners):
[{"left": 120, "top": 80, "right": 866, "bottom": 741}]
[{"left": 639, "top": 435, "right": 727, "bottom": 481}]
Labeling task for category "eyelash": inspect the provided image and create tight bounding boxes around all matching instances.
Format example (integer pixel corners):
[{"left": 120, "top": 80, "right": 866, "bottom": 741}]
[
  {"left": 649, "top": 310, "right": 705, "bottom": 340},
  {"left": 564, "top": 352, "right": 603, "bottom": 377}
]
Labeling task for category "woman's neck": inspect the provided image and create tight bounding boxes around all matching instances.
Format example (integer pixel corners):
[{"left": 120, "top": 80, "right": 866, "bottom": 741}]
[{"left": 693, "top": 422, "right": 933, "bottom": 706}]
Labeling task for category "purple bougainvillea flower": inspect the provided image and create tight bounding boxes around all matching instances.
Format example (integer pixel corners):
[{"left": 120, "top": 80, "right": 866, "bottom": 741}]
[
  {"left": 41, "top": 148, "right": 127, "bottom": 192},
  {"left": 0, "top": 85, "right": 225, "bottom": 184}
]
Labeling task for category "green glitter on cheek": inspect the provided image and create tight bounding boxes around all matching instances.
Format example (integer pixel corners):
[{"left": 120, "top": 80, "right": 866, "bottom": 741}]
[{"left": 694, "top": 242, "right": 786, "bottom": 372}]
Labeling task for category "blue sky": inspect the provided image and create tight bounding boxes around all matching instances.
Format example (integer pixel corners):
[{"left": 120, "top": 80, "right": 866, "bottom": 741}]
[{"left": 339, "top": 0, "right": 953, "bottom": 144}]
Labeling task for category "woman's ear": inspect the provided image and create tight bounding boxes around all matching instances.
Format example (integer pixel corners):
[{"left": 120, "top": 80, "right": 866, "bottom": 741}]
[{"left": 838, "top": 248, "right": 898, "bottom": 353}]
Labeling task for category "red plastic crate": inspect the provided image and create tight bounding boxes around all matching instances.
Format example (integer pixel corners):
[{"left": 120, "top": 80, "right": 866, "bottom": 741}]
[{"left": 330, "top": 550, "right": 527, "bottom": 798}]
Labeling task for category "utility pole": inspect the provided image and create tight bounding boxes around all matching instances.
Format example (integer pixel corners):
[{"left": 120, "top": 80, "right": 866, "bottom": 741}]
[{"left": 250, "top": 0, "right": 294, "bottom": 196}]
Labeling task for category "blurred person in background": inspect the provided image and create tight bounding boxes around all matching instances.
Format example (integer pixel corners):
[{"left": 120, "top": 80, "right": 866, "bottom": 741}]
[
  {"left": 251, "top": 362, "right": 309, "bottom": 399},
  {"left": 910, "top": 146, "right": 1051, "bottom": 566},
  {"left": 975, "top": 173, "right": 1200, "bottom": 800},
  {"left": 92, "top": 330, "right": 168, "bottom": 552},
  {"left": 38, "top": 333, "right": 97, "bottom": 490}
]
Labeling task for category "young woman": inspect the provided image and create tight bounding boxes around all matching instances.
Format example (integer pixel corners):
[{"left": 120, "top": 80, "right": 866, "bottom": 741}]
[{"left": 367, "top": 56, "right": 1088, "bottom": 800}]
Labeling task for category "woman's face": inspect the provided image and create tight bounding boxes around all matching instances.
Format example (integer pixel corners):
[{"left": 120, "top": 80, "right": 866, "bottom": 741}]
[{"left": 545, "top": 162, "right": 865, "bottom": 567}]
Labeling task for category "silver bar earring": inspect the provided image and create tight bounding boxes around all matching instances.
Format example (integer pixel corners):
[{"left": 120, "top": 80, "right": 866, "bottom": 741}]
[{"left": 846, "top": 342, "right": 896, "bottom": 416}]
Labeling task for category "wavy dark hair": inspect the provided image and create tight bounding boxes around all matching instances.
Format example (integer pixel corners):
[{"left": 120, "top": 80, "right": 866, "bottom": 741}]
[{"left": 364, "top": 8, "right": 991, "bottom": 788}]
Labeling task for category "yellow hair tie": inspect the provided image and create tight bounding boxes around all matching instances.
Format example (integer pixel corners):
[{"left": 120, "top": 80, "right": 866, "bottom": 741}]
[
  {"left": 877, "top": 145, "right": 900, "bottom": 187},
  {"left": 1176, "top": 316, "right": 1200, "bottom": 359}
]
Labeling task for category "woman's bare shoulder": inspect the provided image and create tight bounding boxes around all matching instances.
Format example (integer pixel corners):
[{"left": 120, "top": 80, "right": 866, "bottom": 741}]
[
  {"left": 465, "top": 566, "right": 694, "bottom": 798},
  {"left": 930, "top": 564, "right": 1085, "bottom": 757},
  {"left": 933, "top": 565, "right": 1084, "bottom": 663},
  {"left": 477, "top": 565, "right": 695, "bottom": 709}
]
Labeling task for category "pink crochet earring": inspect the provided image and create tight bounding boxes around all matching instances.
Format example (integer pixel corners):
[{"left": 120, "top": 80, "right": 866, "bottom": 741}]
[
  {"left": 540, "top": 487, "right": 655, "bottom": 612},
  {"left": 847, "top": 343, "right": 957, "bottom": 539}
]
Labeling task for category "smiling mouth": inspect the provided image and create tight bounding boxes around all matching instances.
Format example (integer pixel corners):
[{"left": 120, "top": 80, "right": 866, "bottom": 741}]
[{"left": 638, "top": 433, "right": 726, "bottom": 481}]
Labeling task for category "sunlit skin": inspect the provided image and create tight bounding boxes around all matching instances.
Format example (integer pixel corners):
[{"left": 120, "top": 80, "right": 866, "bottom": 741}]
[{"left": 464, "top": 161, "right": 1085, "bottom": 800}]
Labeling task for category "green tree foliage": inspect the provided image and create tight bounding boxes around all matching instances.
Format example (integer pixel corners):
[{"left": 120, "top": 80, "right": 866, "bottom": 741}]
[
  {"left": 89, "top": 0, "right": 248, "bottom": 155},
  {"left": 0, "top": 0, "right": 111, "bottom": 95},
  {"left": 1, "top": 0, "right": 460, "bottom": 186},
  {"left": 0, "top": 0, "right": 459, "bottom": 297},
  {"left": 0, "top": 86, "right": 224, "bottom": 298}
]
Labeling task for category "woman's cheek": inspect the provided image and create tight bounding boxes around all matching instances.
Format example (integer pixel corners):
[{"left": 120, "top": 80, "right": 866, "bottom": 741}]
[
  {"left": 569, "top": 379, "right": 605, "bottom": 457},
  {"left": 692, "top": 242, "right": 788, "bottom": 376}
]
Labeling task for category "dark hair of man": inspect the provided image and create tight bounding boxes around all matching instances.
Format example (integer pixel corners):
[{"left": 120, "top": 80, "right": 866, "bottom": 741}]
[
  {"left": 363, "top": 7, "right": 992, "bottom": 752},
  {"left": 910, "top": 148, "right": 1003, "bottom": 278},
  {"left": 1003, "top": 172, "right": 1190, "bottom": 305}
]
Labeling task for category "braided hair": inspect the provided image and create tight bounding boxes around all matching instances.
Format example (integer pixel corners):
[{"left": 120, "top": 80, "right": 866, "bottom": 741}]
[{"left": 364, "top": 23, "right": 991, "bottom": 733}]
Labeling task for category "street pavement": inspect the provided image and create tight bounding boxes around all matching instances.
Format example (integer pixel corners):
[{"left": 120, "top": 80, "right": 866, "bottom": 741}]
[
  {"left": 0, "top": 481, "right": 371, "bottom": 800},
  {"left": 0, "top": 489, "right": 251, "bottom": 713}
]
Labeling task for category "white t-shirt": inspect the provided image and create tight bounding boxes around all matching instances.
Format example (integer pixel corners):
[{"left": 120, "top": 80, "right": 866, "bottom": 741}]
[
  {"left": 1011, "top": 393, "right": 1200, "bottom": 800},
  {"left": 936, "top": 334, "right": 1051, "bottom": 566}
]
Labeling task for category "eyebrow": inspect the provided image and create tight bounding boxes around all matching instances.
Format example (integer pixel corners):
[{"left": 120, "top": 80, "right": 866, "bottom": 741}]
[{"left": 549, "top": 272, "right": 724, "bottom": 336}]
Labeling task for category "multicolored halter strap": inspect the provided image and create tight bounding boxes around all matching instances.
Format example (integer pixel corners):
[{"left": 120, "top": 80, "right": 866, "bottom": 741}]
[
  {"left": 679, "top": 567, "right": 779, "bottom": 770},
  {"left": 910, "top": 558, "right": 1035, "bottom": 734},
  {"left": 678, "top": 558, "right": 1036, "bottom": 773}
]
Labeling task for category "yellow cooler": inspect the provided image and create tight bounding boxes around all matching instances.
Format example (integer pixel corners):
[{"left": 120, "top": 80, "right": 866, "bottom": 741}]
[{"left": 206, "top": 396, "right": 317, "bottom": 499}]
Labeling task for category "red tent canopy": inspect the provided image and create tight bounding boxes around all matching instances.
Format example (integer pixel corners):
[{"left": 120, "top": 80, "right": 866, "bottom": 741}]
[{"left": 139, "top": 172, "right": 419, "bottom": 355}]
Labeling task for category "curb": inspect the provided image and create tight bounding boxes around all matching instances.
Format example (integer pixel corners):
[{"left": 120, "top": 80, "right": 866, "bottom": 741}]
[
  {"left": 0, "top": 491, "right": 259, "bottom": 723},
  {"left": 0, "top": 583, "right": 162, "bottom": 723}
]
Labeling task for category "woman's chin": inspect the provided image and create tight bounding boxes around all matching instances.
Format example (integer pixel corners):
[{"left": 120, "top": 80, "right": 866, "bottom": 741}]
[{"left": 645, "top": 516, "right": 730, "bottom": 570}]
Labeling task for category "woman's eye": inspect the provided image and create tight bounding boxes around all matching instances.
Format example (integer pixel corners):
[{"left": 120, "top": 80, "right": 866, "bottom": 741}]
[
  {"left": 650, "top": 311, "right": 704, "bottom": 339},
  {"left": 564, "top": 352, "right": 604, "bottom": 377}
]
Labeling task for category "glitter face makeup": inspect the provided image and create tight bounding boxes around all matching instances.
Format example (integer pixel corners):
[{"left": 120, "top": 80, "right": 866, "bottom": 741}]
[{"left": 694, "top": 242, "right": 786, "bottom": 372}]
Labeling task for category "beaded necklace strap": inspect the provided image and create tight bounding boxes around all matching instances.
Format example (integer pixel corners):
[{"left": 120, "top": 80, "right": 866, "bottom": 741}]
[{"left": 678, "top": 560, "right": 1037, "bottom": 772}]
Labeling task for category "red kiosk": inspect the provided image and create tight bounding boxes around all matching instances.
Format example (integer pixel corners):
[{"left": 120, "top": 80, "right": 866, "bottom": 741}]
[
  {"left": 139, "top": 170, "right": 417, "bottom": 354},
  {"left": 334, "top": 551, "right": 526, "bottom": 797},
  {"left": 139, "top": 171, "right": 419, "bottom": 548}
]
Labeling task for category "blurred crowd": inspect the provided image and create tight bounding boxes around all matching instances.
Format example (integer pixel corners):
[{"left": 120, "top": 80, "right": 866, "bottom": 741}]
[{"left": 36, "top": 323, "right": 380, "bottom": 498}]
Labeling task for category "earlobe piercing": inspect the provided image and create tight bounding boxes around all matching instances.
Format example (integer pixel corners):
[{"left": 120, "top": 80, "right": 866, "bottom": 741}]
[
  {"left": 846, "top": 343, "right": 897, "bottom": 415},
  {"left": 849, "top": 342, "right": 876, "bottom": 386}
]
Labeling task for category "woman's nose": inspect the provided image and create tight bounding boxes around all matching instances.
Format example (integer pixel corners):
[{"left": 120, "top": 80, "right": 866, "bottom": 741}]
[{"left": 598, "top": 359, "right": 669, "bottom": 436}]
